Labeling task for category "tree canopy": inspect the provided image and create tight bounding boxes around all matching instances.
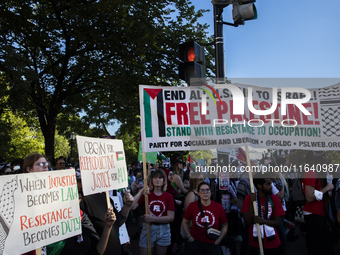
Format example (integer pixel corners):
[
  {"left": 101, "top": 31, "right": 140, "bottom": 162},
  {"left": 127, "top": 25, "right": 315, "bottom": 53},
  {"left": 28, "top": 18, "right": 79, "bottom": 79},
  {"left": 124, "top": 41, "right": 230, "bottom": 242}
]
[{"left": 0, "top": 0, "right": 214, "bottom": 157}]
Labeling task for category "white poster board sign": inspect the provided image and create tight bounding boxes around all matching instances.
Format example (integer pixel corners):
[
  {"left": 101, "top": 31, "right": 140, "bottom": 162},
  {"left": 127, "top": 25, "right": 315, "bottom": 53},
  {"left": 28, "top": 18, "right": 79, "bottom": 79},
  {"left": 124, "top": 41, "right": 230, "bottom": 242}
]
[
  {"left": 76, "top": 136, "right": 128, "bottom": 196},
  {"left": 1, "top": 170, "right": 81, "bottom": 255}
]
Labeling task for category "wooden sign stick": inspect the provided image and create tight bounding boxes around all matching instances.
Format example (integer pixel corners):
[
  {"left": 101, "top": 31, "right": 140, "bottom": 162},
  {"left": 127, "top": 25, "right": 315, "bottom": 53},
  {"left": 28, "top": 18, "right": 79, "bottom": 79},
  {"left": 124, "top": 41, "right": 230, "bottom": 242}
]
[
  {"left": 245, "top": 146, "right": 264, "bottom": 255},
  {"left": 142, "top": 152, "right": 152, "bottom": 255}
]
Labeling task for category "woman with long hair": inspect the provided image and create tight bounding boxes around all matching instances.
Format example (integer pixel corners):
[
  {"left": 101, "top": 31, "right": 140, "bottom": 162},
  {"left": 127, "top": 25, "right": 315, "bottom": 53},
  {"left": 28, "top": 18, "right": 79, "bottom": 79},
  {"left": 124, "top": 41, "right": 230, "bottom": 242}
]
[
  {"left": 131, "top": 169, "right": 175, "bottom": 255},
  {"left": 184, "top": 173, "right": 205, "bottom": 211},
  {"left": 171, "top": 158, "right": 189, "bottom": 195}
]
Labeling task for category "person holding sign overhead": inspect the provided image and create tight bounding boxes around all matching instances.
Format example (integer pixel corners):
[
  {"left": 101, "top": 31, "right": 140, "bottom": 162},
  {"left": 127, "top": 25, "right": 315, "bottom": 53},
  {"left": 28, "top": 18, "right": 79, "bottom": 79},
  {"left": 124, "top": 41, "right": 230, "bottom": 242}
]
[
  {"left": 80, "top": 185, "right": 134, "bottom": 255},
  {"left": 130, "top": 169, "right": 175, "bottom": 255},
  {"left": 57, "top": 171, "right": 116, "bottom": 255}
]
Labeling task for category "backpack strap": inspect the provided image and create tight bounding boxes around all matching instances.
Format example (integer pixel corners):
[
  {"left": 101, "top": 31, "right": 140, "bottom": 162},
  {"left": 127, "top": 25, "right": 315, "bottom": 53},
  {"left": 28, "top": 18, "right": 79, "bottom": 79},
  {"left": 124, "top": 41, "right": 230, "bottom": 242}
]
[{"left": 190, "top": 190, "right": 199, "bottom": 201}]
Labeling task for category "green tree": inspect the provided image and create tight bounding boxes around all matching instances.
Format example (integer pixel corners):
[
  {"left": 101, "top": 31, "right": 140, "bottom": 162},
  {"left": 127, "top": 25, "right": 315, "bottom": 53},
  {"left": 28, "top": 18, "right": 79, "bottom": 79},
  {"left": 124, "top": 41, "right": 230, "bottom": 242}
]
[
  {"left": 0, "top": 109, "right": 70, "bottom": 161},
  {"left": 116, "top": 122, "right": 141, "bottom": 164},
  {"left": 0, "top": 110, "right": 44, "bottom": 159},
  {"left": 188, "top": 150, "right": 214, "bottom": 165},
  {"left": 0, "top": 0, "right": 213, "bottom": 158}
]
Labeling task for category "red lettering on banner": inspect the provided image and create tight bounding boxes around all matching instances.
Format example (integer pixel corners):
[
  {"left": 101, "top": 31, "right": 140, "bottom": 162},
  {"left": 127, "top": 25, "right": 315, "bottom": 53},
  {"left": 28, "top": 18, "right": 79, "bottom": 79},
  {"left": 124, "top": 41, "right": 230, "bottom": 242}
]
[
  {"left": 248, "top": 100, "right": 257, "bottom": 121},
  {"left": 176, "top": 103, "right": 189, "bottom": 125},
  {"left": 166, "top": 103, "right": 176, "bottom": 125},
  {"left": 199, "top": 102, "right": 211, "bottom": 124},
  {"left": 287, "top": 104, "right": 302, "bottom": 125},
  {"left": 189, "top": 102, "right": 200, "bottom": 125},
  {"left": 313, "top": 102, "right": 320, "bottom": 125},
  {"left": 216, "top": 101, "right": 228, "bottom": 121},
  {"left": 230, "top": 100, "right": 244, "bottom": 122},
  {"left": 259, "top": 101, "right": 272, "bottom": 123},
  {"left": 302, "top": 103, "right": 313, "bottom": 125},
  {"left": 273, "top": 104, "right": 280, "bottom": 123}
]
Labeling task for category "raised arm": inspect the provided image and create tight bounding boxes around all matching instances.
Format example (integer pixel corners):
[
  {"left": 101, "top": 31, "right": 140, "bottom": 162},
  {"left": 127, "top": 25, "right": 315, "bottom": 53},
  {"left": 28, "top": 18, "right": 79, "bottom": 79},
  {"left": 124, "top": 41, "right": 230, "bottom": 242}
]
[{"left": 96, "top": 208, "right": 116, "bottom": 255}]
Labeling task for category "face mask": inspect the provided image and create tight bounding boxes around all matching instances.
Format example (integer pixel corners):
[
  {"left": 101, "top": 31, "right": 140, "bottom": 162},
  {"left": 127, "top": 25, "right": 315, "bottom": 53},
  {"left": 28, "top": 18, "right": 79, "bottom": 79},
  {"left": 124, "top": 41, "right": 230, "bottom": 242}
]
[{"left": 13, "top": 166, "right": 20, "bottom": 171}]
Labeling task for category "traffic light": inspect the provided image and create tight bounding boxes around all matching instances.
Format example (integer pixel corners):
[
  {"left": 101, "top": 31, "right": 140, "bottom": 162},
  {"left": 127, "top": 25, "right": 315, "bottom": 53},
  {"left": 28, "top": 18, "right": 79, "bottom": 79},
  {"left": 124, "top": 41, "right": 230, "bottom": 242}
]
[
  {"left": 232, "top": 0, "right": 257, "bottom": 26},
  {"left": 211, "top": 0, "right": 232, "bottom": 7},
  {"left": 179, "top": 41, "right": 205, "bottom": 84}
]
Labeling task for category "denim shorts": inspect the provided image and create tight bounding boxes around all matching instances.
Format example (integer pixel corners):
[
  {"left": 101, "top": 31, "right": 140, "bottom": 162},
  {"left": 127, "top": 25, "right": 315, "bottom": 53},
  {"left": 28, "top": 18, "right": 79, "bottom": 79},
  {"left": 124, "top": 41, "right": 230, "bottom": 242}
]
[{"left": 139, "top": 223, "right": 171, "bottom": 248}]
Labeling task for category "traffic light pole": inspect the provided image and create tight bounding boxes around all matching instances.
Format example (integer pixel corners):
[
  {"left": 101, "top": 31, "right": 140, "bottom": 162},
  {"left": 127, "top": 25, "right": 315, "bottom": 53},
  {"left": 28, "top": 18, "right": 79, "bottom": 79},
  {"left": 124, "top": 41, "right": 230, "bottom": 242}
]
[{"left": 214, "top": 5, "right": 225, "bottom": 82}]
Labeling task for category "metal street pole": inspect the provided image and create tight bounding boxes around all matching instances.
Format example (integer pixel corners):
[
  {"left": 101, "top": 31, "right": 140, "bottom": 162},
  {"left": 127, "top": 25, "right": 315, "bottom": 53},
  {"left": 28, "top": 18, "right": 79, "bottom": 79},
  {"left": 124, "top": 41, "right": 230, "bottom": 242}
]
[{"left": 214, "top": 5, "right": 225, "bottom": 82}]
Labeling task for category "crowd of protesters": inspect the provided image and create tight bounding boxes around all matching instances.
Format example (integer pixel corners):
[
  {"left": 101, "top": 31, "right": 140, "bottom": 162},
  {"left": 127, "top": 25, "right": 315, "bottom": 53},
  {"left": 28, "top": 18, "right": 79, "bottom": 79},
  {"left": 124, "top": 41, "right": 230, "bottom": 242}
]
[{"left": 1, "top": 150, "right": 340, "bottom": 255}]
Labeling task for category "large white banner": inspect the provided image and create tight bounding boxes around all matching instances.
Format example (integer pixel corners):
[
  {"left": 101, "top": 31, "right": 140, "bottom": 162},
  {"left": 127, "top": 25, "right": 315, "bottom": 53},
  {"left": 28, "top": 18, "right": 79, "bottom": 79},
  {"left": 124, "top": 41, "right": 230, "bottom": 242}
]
[
  {"left": 1, "top": 170, "right": 81, "bottom": 255},
  {"left": 139, "top": 83, "right": 340, "bottom": 152},
  {"left": 76, "top": 136, "right": 128, "bottom": 196}
]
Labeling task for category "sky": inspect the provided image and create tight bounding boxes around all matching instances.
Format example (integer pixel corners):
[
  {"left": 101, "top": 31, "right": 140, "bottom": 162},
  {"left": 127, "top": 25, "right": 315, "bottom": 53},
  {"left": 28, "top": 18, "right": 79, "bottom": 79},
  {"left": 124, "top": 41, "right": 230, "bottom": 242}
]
[
  {"left": 192, "top": 0, "right": 340, "bottom": 79},
  {"left": 108, "top": 0, "right": 340, "bottom": 135}
]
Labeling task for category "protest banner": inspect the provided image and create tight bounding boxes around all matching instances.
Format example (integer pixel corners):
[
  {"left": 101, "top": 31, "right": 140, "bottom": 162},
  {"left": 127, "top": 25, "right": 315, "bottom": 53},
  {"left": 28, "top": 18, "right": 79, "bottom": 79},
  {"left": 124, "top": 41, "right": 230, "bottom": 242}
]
[
  {"left": 0, "top": 170, "right": 81, "bottom": 255},
  {"left": 76, "top": 136, "right": 128, "bottom": 196},
  {"left": 139, "top": 83, "right": 340, "bottom": 152}
]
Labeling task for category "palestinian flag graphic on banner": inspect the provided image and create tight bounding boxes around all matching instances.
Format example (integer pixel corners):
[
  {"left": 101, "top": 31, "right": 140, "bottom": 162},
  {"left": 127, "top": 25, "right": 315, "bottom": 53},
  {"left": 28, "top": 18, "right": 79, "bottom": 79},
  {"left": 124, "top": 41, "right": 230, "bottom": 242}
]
[
  {"left": 116, "top": 151, "right": 124, "bottom": 161},
  {"left": 142, "top": 88, "right": 166, "bottom": 138}
]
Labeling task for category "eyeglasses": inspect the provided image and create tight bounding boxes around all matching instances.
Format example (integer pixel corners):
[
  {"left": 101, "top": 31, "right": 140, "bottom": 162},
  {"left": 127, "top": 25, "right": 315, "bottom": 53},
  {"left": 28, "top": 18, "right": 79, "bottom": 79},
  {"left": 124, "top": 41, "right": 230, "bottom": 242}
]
[
  {"left": 199, "top": 188, "right": 211, "bottom": 194},
  {"left": 36, "top": 162, "right": 50, "bottom": 167},
  {"left": 58, "top": 162, "right": 66, "bottom": 164}
]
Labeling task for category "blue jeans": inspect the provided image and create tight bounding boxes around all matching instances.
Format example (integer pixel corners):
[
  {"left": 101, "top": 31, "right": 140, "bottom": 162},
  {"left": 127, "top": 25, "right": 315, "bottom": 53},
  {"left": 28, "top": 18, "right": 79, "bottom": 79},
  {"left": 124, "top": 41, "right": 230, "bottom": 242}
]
[{"left": 139, "top": 223, "right": 171, "bottom": 248}]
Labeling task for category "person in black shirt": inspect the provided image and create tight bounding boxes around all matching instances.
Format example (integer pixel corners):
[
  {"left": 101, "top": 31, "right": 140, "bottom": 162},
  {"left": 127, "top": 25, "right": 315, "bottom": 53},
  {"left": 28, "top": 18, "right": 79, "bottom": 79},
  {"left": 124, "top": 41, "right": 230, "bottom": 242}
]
[{"left": 80, "top": 189, "right": 134, "bottom": 255}]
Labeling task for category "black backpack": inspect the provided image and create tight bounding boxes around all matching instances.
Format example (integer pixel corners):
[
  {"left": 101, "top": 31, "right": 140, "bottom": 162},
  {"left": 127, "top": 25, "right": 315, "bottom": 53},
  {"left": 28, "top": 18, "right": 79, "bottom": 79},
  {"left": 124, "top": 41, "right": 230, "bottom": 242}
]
[{"left": 291, "top": 177, "right": 318, "bottom": 206}]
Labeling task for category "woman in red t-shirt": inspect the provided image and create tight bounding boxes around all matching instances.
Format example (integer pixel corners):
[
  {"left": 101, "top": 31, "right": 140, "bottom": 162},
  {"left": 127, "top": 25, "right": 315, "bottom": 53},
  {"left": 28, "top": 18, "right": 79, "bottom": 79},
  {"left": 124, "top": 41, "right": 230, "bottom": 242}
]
[
  {"left": 131, "top": 169, "right": 175, "bottom": 255},
  {"left": 182, "top": 182, "right": 228, "bottom": 255}
]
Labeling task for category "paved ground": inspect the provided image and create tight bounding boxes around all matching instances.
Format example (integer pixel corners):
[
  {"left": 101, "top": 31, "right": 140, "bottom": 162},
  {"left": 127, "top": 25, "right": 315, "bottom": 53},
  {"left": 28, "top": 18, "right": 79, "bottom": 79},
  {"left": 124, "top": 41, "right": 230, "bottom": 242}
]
[{"left": 122, "top": 218, "right": 340, "bottom": 255}]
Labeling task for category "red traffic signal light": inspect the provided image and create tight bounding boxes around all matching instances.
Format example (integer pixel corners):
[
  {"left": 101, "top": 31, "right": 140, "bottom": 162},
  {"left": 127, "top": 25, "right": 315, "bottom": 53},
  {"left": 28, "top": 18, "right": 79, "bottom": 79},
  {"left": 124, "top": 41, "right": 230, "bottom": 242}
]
[
  {"left": 179, "top": 41, "right": 205, "bottom": 83},
  {"left": 187, "top": 48, "right": 195, "bottom": 62}
]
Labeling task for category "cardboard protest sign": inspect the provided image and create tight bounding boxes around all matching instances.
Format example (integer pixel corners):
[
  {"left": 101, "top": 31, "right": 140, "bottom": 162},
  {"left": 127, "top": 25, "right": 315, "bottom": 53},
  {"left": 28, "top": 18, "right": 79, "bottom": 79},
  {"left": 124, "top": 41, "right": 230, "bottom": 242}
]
[
  {"left": 76, "top": 136, "right": 128, "bottom": 196},
  {"left": 1, "top": 170, "right": 81, "bottom": 255},
  {"left": 139, "top": 83, "right": 340, "bottom": 152}
]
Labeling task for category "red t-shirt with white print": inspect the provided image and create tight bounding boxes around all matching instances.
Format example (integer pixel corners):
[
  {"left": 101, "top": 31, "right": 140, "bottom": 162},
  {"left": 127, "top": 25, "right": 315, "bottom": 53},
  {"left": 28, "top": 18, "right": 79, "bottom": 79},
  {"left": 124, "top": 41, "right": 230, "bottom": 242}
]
[
  {"left": 138, "top": 191, "right": 175, "bottom": 216},
  {"left": 183, "top": 200, "right": 228, "bottom": 244}
]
